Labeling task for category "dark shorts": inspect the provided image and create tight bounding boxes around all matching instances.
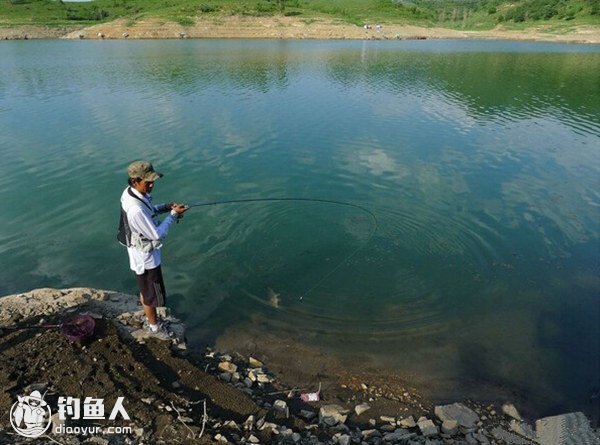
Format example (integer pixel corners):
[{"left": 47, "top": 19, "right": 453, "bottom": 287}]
[{"left": 135, "top": 266, "right": 166, "bottom": 307}]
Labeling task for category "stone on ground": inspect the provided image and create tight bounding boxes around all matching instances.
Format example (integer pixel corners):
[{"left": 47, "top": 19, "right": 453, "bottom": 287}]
[
  {"left": 434, "top": 403, "right": 479, "bottom": 429},
  {"left": 535, "top": 412, "right": 600, "bottom": 445}
]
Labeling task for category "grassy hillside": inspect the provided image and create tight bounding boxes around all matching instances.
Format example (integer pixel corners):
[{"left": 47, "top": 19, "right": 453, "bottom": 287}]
[
  {"left": 0, "top": 0, "right": 598, "bottom": 29},
  {"left": 416, "top": 0, "right": 600, "bottom": 30}
]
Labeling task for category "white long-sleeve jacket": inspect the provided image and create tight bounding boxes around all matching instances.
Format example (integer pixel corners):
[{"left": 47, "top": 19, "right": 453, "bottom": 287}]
[{"left": 120, "top": 187, "right": 178, "bottom": 275}]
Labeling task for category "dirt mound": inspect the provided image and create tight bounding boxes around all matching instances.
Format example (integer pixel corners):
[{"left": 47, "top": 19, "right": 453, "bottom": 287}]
[{"left": 0, "top": 306, "right": 259, "bottom": 444}]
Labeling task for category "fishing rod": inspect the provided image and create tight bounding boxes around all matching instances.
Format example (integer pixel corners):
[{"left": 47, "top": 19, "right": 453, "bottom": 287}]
[{"left": 182, "top": 197, "right": 379, "bottom": 301}]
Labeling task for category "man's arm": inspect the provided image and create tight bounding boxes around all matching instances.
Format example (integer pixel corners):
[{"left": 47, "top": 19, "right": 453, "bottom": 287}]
[
  {"left": 128, "top": 206, "right": 178, "bottom": 241},
  {"left": 154, "top": 203, "right": 173, "bottom": 214}
]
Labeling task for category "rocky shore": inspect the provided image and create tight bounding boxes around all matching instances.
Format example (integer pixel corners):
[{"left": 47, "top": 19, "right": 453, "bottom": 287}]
[
  {"left": 0, "top": 288, "right": 598, "bottom": 445},
  {"left": 0, "top": 17, "right": 599, "bottom": 43}
]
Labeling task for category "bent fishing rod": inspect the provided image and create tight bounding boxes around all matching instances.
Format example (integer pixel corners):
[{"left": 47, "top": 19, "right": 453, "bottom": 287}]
[{"left": 182, "top": 197, "right": 379, "bottom": 301}]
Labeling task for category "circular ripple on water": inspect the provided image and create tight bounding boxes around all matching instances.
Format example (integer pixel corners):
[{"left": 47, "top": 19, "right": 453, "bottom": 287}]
[{"left": 208, "top": 198, "right": 507, "bottom": 342}]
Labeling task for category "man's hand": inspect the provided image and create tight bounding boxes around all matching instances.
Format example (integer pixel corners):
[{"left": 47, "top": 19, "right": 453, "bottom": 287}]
[{"left": 170, "top": 203, "right": 189, "bottom": 216}]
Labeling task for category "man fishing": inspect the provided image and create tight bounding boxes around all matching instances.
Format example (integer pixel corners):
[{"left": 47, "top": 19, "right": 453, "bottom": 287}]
[{"left": 118, "top": 160, "right": 188, "bottom": 340}]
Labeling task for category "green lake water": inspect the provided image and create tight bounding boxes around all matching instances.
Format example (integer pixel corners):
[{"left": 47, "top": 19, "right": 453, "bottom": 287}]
[{"left": 0, "top": 40, "right": 598, "bottom": 419}]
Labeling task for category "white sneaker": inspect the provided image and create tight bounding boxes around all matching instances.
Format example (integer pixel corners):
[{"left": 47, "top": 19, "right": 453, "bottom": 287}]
[{"left": 144, "top": 322, "right": 173, "bottom": 341}]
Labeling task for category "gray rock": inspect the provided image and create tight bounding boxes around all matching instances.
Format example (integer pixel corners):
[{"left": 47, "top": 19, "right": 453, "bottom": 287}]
[
  {"left": 51, "top": 412, "right": 65, "bottom": 430},
  {"left": 417, "top": 419, "right": 438, "bottom": 437},
  {"left": 249, "top": 356, "right": 264, "bottom": 368},
  {"left": 361, "top": 429, "right": 381, "bottom": 438},
  {"left": 300, "top": 409, "right": 316, "bottom": 421},
  {"left": 535, "top": 411, "right": 600, "bottom": 445},
  {"left": 383, "top": 429, "right": 414, "bottom": 442},
  {"left": 279, "top": 426, "right": 291, "bottom": 434},
  {"left": 460, "top": 426, "right": 477, "bottom": 435},
  {"left": 256, "top": 373, "right": 273, "bottom": 383},
  {"left": 259, "top": 421, "right": 279, "bottom": 432},
  {"left": 472, "top": 432, "right": 490, "bottom": 444},
  {"left": 84, "top": 438, "right": 109, "bottom": 445},
  {"left": 248, "top": 434, "right": 260, "bottom": 443},
  {"left": 292, "top": 432, "right": 301, "bottom": 443},
  {"left": 214, "top": 434, "right": 227, "bottom": 444},
  {"left": 319, "top": 405, "right": 349, "bottom": 426},
  {"left": 243, "top": 415, "right": 255, "bottom": 431},
  {"left": 490, "top": 426, "right": 533, "bottom": 445},
  {"left": 502, "top": 403, "right": 522, "bottom": 421},
  {"left": 435, "top": 403, "right": 479, "bottom": 429},
  {"left": 399, "top": 416, "right": 417, "bottom": 428},
  {"left": 509, "top": 419, "right": 536, "bottom": 440},
  {"left": 441, "top": 420, "right": 458, "bottom": 435},
  {"left": 224, "top": 420, "right": 240, "bottom": 430},
  {"left": 333, "top": 424, "right": 350, "bottom": 433},
  {"left": 464, "top": 433, "right": 478, "bottom": 445},
  {"left": 131, "top": 328, "right": 151, "bottom": 341},
  {"left": 355, "top": 403, "right": 371, "bottom": 416},
  {"left": 380, "top": 424, "right": 396, "bottom": 432},
  {"left": 339, "top": 434, "right": 352, "bottom": 445},
  {"left": 218, "top": 361, "right": 238, "bottom": 373},
  {"left": 273, "top": 400, "right": 289, "bottom": 418}
]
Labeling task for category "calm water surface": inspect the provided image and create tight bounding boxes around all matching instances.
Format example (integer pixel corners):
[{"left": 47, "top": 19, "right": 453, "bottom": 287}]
[{"left": 0, "top": 40, "right": 598, "bottom": 418}]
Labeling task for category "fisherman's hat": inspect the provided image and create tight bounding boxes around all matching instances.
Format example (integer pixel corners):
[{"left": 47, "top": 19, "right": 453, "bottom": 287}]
[{"left": 127, "top": 160, "right": 163, "bottom": 182}]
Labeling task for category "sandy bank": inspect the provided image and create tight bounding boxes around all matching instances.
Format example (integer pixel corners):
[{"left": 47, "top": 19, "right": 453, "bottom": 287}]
[
  {"left": 0, "top": 17, "right": 599, "bottom": 43},
  {"left": 1, "top": 288, "right": 599, "bottom": 445}
]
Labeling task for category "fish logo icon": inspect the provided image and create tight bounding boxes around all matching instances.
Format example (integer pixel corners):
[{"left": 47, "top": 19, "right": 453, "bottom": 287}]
[{"left": 10, "top": 390, "right": 52, "bottom": 438}]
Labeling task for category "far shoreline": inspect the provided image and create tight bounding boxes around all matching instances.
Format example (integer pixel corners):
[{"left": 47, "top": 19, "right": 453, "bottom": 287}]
[{"left": 1, "top": 17, "right": 599, "bottom": 44}]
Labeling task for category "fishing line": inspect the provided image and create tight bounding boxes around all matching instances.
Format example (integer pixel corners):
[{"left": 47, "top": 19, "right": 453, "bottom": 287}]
[{"left": 185, "top": 197, "right": 379, "bottom": 301}]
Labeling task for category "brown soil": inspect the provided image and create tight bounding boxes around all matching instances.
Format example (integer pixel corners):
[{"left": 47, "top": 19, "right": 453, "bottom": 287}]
[
  {"left": 0, "top": 17, "right": 598, "bottom": 43},
  {"left": 0, "top": 309, "right": 261, "bottom": 444}
]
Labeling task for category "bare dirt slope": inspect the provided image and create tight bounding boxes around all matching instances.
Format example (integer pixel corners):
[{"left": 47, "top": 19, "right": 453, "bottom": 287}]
[{"left": 1, "top": 17, "right": 598, "bottom": 43}]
